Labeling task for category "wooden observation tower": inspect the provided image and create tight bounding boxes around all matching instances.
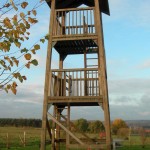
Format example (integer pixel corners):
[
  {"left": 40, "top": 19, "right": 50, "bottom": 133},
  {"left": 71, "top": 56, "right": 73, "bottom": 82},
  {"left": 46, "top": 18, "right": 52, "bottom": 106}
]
[{"left": 41, "top": 0, "right": 111, "bottom": 149}]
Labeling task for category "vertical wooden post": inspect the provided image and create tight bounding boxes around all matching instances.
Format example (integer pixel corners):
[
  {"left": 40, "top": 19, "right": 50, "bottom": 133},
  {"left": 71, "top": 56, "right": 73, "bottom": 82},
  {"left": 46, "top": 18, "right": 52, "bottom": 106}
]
[
  {"left": 40, "top": 0, "right": 55, "bottom": 150},
  {"left": 66, "top": 104, "right": 70, "bottom": 150},
  {"left": 6, "top": 133, "right": 9, "bottom": 149},
  {"left": 51, "top": 106, "right": 56, "bottom": 150},
  {"left": 56, "top": 107, "right": 60, "bottom": 150},
  {"left": 94, "top": 0, "right": 111, "bottom": 149},
  {"left": 84, "top": 51, "right": 88, "bottom": 96},
  {"left": 23, "top": 131, "right": 26, "bottom": 147}
]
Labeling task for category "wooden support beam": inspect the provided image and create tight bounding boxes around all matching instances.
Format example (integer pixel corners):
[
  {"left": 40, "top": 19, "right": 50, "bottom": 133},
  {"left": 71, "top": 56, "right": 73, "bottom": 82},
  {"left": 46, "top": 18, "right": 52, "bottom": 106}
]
[
  {"left": 94, "top": 0, "right": 111, "bottom": 149},
  {"left": 46, "top": 118, "right": 52, "bottom": 139},
  {"left": 61, "top": 115, "right": 94, "bottom": 143},
  {"left": 52, "top": 34, "right": 97, "bottom": 41},
  {"left": 68, "top": 144, "right": 106, "bottom": 149},
  {"left": 48, "top": 96, "right": 103, "bottom": 103},
  {"left": 47, "top": 113, "right": 85, "bottom": 146},
  {"left": 51, "top": 68, "right": 98, "bottom": 72},
  {"left": 40, "top": 0, "right": 55, "bottom": 150},
  {"left": 66, "top": 104, "right": 70, "bottom": 150}
]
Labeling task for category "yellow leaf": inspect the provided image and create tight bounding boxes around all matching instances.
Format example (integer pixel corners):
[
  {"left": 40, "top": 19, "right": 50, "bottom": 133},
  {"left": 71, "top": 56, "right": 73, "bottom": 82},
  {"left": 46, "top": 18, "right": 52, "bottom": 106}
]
[
  {"left": 25, "top": 63, "right": 30, "bottom": 69},
  {"left": 24, "top": 53, "right": 31, "bottom": 60},
  {"left": 21, "top": 2, "right": 28, "bottom": 9},
  {"left": 13, "top": 73, "right": 18, "bottom": 78},
  {"left": 20, "top": 12, "right": 25, "bottom": 18},
  {"left": 31, "top": 49, "right": 36, "bottom": 54},
  {"left": 12, "top": 15, "right": 18, "bottom": 25},
  {"left": 3, "top": 17, "right": 13, "bottom": 28},
  {"left": 34, "top": 44, "right": 40, "bottom": 50},
  {"left": 4, "top": 56, "right": 13, "bottom": 66},
  {"left": 7, "top": 84, "right": 11, "bottom": 89},
  {"left": 12, "top": 1, "right": 18, "bottom": 11},
  {"left": 11, "top": 87, "right": 17, "bottom": 95},
  {"left": 14, "top": 41, "right": 21, "bottom": 48},
  {"left": 28, "top": 17, "right": 38, "bottom": 24},
  {"left": 32, "top": 10, "right": 37, "bottom": 16},
  {"left": 12, "top": 82, "right": 17, "bottom": 88},
  {"left": 14, "top": 59, "right": 19, "bottom": 67}
]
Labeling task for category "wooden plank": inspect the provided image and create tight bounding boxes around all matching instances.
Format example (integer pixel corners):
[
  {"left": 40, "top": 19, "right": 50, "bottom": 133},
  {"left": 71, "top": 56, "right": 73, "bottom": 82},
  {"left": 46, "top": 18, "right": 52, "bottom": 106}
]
[
  {"left": 94, "top": 0, "right": 111, "bottom": 149},
  {"left": 68, "top": 144, "right": 106, "bottom": 149},
  {"left": 47, "top": 113, "right": 85, "bottom": 145},
  {"left": 56, "top": 7, "right": 94, "bottom": 12},
  {"left": 51, "top": 68, "right": 98, "bottom": 72},
  {"left": 46, "top": 118, "right": 52, "bottom": 139},
  {"left": 41, "top": 0, "right": 56, "bottom": 150},
  {"left": 48, "top": 96, "right": 103, "bottom": 103},
  {"left": 61, "top": 115, "right": 95, "bottom": 143},
  {"left": 52, "top": 34, "right": 97, "bottom": 41},
  {"left": 66, "top": 105, "right": 70, "bottom": 150}
]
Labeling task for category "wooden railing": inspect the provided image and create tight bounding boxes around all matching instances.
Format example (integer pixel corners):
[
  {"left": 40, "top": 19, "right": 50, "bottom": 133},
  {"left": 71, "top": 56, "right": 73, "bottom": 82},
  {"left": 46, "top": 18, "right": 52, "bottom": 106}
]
[
  {"left": 49, "top": 68, "right": 99, "bottom": 97},
  {"left": 53, "top": 7, "right": 96, "bottom": 36}
]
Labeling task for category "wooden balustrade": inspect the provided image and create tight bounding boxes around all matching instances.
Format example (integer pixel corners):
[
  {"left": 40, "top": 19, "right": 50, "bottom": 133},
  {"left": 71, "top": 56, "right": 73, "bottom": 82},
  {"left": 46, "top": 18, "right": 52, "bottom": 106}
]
[
  {"left": 53, "top": 7, "right": 95, "bottom": 36},
  {"left": 49, "top": 68, "right": 99, "bottom": 97}
]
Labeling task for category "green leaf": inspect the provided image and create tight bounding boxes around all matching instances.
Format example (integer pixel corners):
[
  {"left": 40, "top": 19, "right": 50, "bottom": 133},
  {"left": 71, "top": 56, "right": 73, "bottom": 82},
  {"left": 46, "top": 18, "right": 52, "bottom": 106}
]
[
  {"left": 45, "top": 34, "right": 49, "bottom": 40},
  {"left": 5, "top": 88, "right": 8, "bottom": 93},
  {"left": 18, "top": 75, "right": 23, "bottom": 83},
  {"left": 21, "top": 48, "right": 28, "bottom": 53},
  {"left": 40, "top": 39, "right": 45, "bottom": 43},
  {"left": 31, "top": 59, "right": 38, "bottom": 66}
]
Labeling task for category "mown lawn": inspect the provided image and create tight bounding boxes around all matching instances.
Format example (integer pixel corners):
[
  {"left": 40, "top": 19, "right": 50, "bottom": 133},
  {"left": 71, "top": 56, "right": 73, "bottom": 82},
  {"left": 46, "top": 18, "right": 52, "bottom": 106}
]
[
  {"left": 116, "top": 134, "right": 150, "bottom": 150},
  {"left": 118, "top": 145, "right": 150, "bottom": 150},
  {"left": 0, "top": 127, "right": 150, "bottom": 150}
]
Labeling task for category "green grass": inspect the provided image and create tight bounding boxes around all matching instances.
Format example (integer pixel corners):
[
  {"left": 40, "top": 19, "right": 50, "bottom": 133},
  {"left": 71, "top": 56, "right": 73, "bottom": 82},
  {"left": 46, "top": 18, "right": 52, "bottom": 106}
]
[
  {"left": 0, "top": 127, "right": 150, "bottom": 150},
  {"left": 118, "top": 145, "right": 150, "bottom": 150},
  {"left": 115, "top": 135, "right": 150, "bottom": 150}
]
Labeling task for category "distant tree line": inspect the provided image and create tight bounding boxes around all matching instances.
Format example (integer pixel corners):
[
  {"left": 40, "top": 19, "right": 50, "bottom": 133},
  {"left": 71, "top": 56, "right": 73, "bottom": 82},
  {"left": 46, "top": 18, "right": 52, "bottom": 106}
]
[
  {"left": 0, "top": 118, "right": 106, "bottom": 133},
  {"left": 0, "top": 118, "right": 41, "bottom": 127},
  {"left": 72, "top": 118, "right": 105, "bottom": 133}
]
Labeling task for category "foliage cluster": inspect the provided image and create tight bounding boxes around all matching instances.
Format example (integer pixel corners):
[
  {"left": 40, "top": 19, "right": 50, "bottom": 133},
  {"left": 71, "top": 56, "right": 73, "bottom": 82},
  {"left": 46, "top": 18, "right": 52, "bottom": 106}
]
[
  {"left": 117, "top": 128, "right": 130, "bottom": 139},
  {"left": 112, "top": 118, "right": 128, "bottom": 135},
  {"left": 74, "top": 118, "right": 105, "bottom": 133},
  {"left": 0, "top": 0, "right": 48, "bottom": 94},
  {"left": 0, "top": 118, "right": 41, "bottom": 127}
]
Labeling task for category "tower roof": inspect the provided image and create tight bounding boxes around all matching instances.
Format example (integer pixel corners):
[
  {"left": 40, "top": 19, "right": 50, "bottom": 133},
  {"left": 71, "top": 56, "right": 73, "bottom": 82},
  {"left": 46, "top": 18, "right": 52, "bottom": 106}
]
[{"left": 47, "top": 0, "right": 110, "bottom": 15}]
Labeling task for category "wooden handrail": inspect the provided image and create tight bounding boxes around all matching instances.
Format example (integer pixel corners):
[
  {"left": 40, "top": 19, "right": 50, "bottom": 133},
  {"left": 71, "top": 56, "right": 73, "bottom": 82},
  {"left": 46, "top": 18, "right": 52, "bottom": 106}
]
[
  {"left": 51, "top": 68, "right": 98, "bottom": 72},
  {"left": 56, "top": 7, "right": 94, "bottom": 12}
]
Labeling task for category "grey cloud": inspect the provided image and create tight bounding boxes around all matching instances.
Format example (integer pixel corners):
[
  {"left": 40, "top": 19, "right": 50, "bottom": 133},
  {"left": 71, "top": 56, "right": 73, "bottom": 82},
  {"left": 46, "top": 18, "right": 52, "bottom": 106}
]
[
  {"left": 108, "top": 78, "right": 150, "bottom": 95},
  {"left": 0, "top": 84, "right": 44, "bottom": 118}
]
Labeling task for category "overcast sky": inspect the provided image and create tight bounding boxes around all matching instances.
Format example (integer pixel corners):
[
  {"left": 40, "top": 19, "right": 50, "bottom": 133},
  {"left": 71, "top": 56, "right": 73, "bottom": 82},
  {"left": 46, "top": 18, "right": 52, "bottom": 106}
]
[{"left": 0, "top": 0, "right": 150, "bottom": 121}]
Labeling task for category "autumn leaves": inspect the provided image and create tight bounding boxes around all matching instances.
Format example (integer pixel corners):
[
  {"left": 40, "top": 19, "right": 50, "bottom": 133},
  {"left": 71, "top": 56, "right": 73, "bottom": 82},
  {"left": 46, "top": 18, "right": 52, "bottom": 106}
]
[{"left": 0, "top": 0, "right": 48, "bottom": 94}]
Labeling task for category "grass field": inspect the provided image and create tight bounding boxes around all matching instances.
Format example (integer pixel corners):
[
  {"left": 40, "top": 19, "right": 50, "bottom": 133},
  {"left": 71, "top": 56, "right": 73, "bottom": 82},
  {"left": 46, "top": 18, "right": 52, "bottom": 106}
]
[{"left": 0, "top": 127, "right": 150, "bottom": 150}]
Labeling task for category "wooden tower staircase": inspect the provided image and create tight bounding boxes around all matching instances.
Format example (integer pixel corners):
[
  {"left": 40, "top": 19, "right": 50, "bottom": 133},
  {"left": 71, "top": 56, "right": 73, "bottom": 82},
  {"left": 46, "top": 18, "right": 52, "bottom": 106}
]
[{"left": 41, "top": 0, "right": 111, "bottom": 149}]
